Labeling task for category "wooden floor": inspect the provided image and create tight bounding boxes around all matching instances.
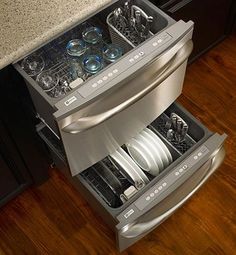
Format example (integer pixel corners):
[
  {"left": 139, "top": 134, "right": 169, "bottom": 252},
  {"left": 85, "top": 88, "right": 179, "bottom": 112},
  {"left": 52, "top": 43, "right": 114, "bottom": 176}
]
[{"left": 1, "top": 34, "right": 236, "bottom": 255}]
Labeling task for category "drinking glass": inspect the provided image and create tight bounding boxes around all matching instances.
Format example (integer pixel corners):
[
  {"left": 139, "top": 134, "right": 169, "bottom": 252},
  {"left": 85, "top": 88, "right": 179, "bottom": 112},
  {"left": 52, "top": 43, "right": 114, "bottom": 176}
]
[
  {"left": 103, "top": 44, "right": 123, "bottom": 64},
  {"left": 21, "top": 54, "right": 45, "bottom": 77},
  {"left": 82, "top": 27, "right": 103, "bottom": 55},
  {"left": 36, "top": 71, "right": 59, "bottom": 92},
  {"left": 82, "top": 55, "right": 103, "bottom": 75},
  {"left": 66, "top": 39, "right": 87, "bottom": 80}
]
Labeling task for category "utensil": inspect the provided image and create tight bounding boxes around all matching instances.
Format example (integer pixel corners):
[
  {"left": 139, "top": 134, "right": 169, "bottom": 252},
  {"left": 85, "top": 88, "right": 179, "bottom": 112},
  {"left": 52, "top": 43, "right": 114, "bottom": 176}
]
[
  {"left": 142, "top": 16, "right": 153, "bottom": 39},
  {"left": 167, "top": 113, "right": 189, "bottom": 143},
  {"left": 135, "top": 10, "right": 142, "bottom": 33},
  {"left": 124, "top": 0, "right": 131, "bottom": 20}
]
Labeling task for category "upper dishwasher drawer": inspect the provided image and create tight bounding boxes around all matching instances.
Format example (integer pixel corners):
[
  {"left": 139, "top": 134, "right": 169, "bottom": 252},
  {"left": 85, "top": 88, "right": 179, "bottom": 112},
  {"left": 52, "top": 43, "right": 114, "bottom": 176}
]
[{"left": 56, "top": 33, "right": 193, "bottom": 176}]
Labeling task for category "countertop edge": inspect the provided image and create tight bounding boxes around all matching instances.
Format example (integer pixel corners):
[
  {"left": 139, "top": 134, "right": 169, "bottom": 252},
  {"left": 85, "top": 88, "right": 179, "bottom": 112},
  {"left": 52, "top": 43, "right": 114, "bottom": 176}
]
[{"left": 0, "top": 0, "right": 113, "bottom": 70}]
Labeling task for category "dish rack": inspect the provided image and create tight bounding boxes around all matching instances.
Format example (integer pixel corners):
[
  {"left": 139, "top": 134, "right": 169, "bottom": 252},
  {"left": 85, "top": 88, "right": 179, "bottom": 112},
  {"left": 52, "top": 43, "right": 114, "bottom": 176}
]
[{"left": 20, "top": 20, "right": 112, "bottom": 98}]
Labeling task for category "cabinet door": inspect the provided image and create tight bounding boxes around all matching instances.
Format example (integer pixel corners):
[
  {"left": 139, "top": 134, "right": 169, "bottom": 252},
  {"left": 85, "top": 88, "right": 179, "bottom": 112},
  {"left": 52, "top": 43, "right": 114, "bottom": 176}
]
[
  {"left": 0, "top": 120, "right": 32, "bottom": 207},
  {"left": 0, "top": 153, "right": 19, "bottom": 200}
]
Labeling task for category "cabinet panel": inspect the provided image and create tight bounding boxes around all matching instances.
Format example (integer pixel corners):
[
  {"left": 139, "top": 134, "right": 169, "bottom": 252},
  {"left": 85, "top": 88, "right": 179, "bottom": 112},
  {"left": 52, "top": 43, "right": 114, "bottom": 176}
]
[{"left": 0, "top": 154, "right": 19, "bottom": 200}]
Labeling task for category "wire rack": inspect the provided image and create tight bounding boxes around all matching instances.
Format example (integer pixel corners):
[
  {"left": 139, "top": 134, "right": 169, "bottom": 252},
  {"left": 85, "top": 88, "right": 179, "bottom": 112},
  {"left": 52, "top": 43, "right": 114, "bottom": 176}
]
[
  {"left": 150, "top": 113, "right": 196, "bottom": 154},
  {"left": 81, "top": 165, "right": 123, "bottom": 208},
  {"left": 20, "top": 19, "right": 112, "bottom": 98}
]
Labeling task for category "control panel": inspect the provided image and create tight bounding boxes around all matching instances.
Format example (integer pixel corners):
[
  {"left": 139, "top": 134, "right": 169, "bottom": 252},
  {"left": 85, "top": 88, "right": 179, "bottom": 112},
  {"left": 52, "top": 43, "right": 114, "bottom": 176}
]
[
  {"left": 134, "top": 145, "right": 209, "bottom": 211},
  {"left": 76, "top": 32, "right": 172, "bottom": 98}
]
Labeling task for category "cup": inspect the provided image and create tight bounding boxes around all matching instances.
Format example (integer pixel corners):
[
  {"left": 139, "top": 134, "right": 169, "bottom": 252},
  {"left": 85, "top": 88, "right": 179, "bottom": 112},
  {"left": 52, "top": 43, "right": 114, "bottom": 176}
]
[
  {"left": 103, "top": 44, "right": 123, "bottom": 64},
  {"left": 66, "top": 39, "right": 87, "bottom": 80},
  {"left": 82, "top": 27, "right": 103, "bottom": 55},
  {"left": 82, "top": 55, "right": 103, "bottom": 75},
  {"left": 21, "top": 54, "right": 45, "bottom": 77},
  {"left": 36, "top": 71, "right": 59, "bottom": 92}
]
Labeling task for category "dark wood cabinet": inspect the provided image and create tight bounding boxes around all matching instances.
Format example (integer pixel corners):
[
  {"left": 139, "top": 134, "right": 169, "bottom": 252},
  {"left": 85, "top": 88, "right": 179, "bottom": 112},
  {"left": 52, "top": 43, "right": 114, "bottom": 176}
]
[
  {"left": 0, "top": 66, "right": 50, "bottom": 207},
  {"left": 0, "top": 153, "right": 19, "bottom": 201},
  {"left": 150, "top": 0, "right": 234, "bottom": 61},
  {"left": 0, "top": 119, "right": 31, "bottom": 206}
]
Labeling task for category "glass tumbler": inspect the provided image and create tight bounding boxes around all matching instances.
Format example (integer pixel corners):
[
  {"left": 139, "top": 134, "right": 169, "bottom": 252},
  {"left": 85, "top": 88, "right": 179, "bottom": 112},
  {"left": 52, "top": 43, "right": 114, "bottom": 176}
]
[
  {"left": 82, "top": 27, "right": 103, "bottom": 55},
  {"left": 36, "top": 71, "right": 59, "bottom": 92},
  {"left": 102, "top": 44, "right": 123, "bottom": 64},
  {"left": 82, "top": 55, "right": 103, "bottom": 75},
  {"left": 21, "top": 54, "right": 45, "bottom": 77},
  {"left": 66, "top": 39, "right": 87, "bottom": 80}
]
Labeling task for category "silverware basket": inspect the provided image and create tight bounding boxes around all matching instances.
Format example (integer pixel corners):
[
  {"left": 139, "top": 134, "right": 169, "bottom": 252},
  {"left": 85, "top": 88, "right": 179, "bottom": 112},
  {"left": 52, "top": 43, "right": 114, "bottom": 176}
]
[{"left": 107, "top": 5, "right": 154, "bottom": 53}]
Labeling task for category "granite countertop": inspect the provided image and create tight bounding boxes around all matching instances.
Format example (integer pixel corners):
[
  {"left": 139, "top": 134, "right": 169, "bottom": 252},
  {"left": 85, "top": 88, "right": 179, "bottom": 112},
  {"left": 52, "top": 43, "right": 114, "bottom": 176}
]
[{"left": 0, "top": 0, "right": 113, "bottom": 70}]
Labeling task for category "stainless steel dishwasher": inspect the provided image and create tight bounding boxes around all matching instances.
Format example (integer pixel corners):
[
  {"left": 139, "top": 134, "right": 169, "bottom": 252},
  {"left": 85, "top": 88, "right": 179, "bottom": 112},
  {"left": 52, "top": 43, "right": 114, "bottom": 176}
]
[{"left": 14, "top": 0, "right": 226, "bottom": 251}]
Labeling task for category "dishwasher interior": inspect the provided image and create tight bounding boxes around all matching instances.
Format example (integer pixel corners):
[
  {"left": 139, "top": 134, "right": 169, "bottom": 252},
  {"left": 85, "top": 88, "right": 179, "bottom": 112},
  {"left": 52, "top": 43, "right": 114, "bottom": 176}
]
[
  {"left": 38, "top": 102, "right": 208, "bottom": 212},
  {"left": 15, "top": 0, "right": 173, "bottom": 105}
]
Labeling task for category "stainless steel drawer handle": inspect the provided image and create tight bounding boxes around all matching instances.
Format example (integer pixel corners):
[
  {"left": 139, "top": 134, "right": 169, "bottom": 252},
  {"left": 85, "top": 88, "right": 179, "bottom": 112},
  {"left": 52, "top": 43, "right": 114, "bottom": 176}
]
[
  {"left": 62, "top": 40, "right": 193, "bottom": 134},
  {"left": 120, "top": 146, "right": 225, "bottom": 239}
]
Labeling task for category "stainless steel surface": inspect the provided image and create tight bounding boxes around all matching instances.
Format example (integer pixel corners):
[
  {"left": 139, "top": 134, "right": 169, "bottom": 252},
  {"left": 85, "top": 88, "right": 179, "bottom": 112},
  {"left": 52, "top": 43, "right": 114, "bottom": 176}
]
[
  {"left": 58, "top": 38, "right": 192, "bottom": 176},
  {"left": 116, "top": 142, "right": 225, "bottom": 251},
  {"left": 61, "top": 40, "right": 193, "bottom": 134}
]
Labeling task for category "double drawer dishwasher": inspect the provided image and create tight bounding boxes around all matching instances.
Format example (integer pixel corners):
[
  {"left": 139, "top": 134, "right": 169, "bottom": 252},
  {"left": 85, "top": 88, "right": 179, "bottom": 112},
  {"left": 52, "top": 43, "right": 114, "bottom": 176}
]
[{"left": 14, "top": 0, "right": 226, "bottom": 251}]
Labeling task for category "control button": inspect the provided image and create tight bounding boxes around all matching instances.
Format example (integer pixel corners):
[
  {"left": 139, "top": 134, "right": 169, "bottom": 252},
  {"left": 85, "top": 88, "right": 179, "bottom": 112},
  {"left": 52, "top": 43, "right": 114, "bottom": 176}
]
[
  {"left": 108, "top": 72, "right": 113, "bottom": 77},
  {"left": 158, "top": 186, "right": 162, "bottom": 191},
  {"left": 152, "top": 42, "right": 158, "bottom": 47},
  {"left": 175, "top": 171, "right": 180, "bottom": 176},
  {"left": 92, "top": 83, "right": 98, "bottom": 88},
  {"left": 134, "top": 55, "right": 139, "bottom": 60},
  {"left": 129, "top": 58, "right": 134, "bottom": 63},
  {"left": 194, "top": 155, "right": 198, "bottom": 160},
  {"left": 162, "top": 182, "right": 167, "bottom": 187},
  {"left": 139, "top": 51, "right": 144, "bottom": 56},
  {"left": 179, "top": 168, "right": 183, "bottom": 173},
  {"left": 113, "top": 69, "right": 118, "bottom": 74},
  {"left": 182, "top": 165, "right": 188, "bottom": 170},
  {"left": 201, "top": 146, "right": 208, "bottom": 153},
  {"left": 150, "top": 193, "right": 154, "bottom": 197},
  {"left": 97, "top": 80, "right": 103, "bottom": 84},
  {"left": 103, "top": 76, "right": 108, "bottom": 81},
  {"left": 146, "top": 196, "right": 150, "bottom": 201},
  {"left": 198, "top": 152, "right": 202, "bottom": 157},
  {"left": 154, "top": 189, "right": 158, "bottom": 194},
  {"left": 157, "top": 39, "right": 163, "bottom": 43}
]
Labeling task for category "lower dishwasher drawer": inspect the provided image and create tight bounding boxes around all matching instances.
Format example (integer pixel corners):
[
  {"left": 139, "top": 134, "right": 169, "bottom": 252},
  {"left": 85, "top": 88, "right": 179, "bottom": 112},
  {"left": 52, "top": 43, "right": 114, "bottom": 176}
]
[{"left": 37, "top": 102, "right": 226, "bottom": 251}]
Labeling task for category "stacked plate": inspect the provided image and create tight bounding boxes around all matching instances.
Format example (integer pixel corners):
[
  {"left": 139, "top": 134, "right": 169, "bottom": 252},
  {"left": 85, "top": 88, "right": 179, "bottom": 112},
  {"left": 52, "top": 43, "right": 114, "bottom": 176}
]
[
  {"left": 110, "top": 147, "right": 149, "bottom": 190},
  {"left": 126, "top": 128, "right": 173, "bottom": 176}
]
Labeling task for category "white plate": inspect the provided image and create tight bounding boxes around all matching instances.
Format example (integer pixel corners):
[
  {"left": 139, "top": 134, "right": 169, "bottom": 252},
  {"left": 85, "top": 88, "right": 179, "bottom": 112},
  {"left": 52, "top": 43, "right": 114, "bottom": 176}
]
[
  {"left": 110, "top": 148, "right": 149, "bottom": 190},
  {"left": 126, "top": 137, "right": 161, "bottom": 176},
  {"left": 141, "top": 129, "right": 169, "bottom": 168},
  {"left": 119, "top": 147, "right": 150, "bottom": 184},
  {"left": 145, "top": 128, "right": 173, "bottom": 164},
  {"left": 137, "top": 133, "right": 164, "bottom": 173}
]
